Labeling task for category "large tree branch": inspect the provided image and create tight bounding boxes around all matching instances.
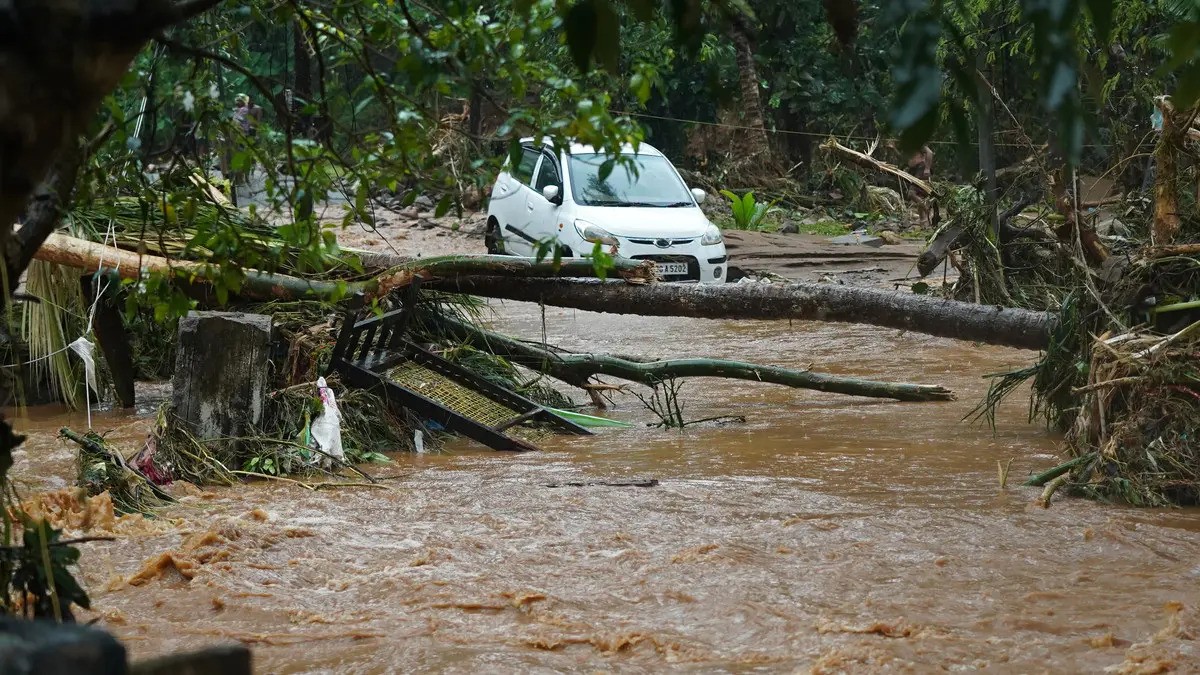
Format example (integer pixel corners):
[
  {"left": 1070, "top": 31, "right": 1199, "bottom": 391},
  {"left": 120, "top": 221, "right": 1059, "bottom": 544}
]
[{"left": 7, "top": 142, "right": 87, "bottom": 281}]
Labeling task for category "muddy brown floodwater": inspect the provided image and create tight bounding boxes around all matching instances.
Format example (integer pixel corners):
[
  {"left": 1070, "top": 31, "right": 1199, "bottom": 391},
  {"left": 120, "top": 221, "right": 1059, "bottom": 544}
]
[{"left": 8, "top": 302, "right": 1200, "bottom": 673}]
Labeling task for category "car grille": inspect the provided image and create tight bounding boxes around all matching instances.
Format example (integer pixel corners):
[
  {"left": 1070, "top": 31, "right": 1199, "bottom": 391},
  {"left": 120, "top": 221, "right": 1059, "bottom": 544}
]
[
  {"left": 631, "top": 255, "right": 700, "bottom": 281},
  {"left": 626, "top": 237, "right": 696, "bottom": 247}
]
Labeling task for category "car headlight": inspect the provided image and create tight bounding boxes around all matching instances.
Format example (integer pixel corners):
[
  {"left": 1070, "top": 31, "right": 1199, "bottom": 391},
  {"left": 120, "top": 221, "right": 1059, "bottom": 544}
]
[
  {"left": 701, "top": 223, "right": 723, "bottom": 245},
  {"left": 574, "top": 219, "right": 614, "bottom": 243}
]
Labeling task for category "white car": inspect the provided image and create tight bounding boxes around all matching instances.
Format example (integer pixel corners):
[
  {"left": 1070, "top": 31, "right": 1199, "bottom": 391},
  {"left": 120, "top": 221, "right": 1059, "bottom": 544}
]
[{"left": 484, "top": 138, "right": 728, "bottom": 283}]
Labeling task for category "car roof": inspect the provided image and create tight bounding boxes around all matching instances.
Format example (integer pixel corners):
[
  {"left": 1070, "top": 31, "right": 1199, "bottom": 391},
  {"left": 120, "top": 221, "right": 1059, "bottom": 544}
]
[{"left": 519, "top": 137, "right": 664, "bottom": 157}]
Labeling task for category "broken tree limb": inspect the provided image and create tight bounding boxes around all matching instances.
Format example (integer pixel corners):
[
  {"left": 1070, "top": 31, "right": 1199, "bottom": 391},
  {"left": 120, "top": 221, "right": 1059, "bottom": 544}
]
[
  {"left": 32, "top": 233, "right": 655, "bottom": 301},
  {"left": 917, "top": 224, "right": 966, "bottom": 278},
  {"left": 1147, "top": 243, "right": 1200, "bottom": 258},
  {"left": 820, "top": 138, "right": 934, "bottom": 194},
  {"left": 916, "top": 194, "right": 1042, "bottom": 277},
  {"left": 430, "top": 277, "right": 1054, "bottom": 351},
  {"left": 1051, "top": 164, "right": 1108, "bottom": 266},
  {"left": 438, "top": 316, "right": 956, "bottom": 401}
]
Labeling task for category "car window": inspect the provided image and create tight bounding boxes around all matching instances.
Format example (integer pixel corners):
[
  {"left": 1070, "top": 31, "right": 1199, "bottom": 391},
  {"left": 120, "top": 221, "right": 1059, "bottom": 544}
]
[
  {"left": 567, "top": 153, "right": 694, "bottom": 207},
  {"left": 511, "top": 147, "right": 540, "bottom": 186},
  {"left": 534, "top": 153, "right": 562, "bottom": 192}
]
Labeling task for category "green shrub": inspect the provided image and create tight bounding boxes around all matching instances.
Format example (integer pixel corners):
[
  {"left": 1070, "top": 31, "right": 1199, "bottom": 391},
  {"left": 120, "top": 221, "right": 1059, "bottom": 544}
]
[{"left": 719, "top": 190, "right": 776, "bottom": 230}]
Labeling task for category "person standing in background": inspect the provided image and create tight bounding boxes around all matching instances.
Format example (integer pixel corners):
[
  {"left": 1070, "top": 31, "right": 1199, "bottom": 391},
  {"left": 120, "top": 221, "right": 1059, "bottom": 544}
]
[{"left": 907, "top": 144, "right": 934, "bottom": 228}]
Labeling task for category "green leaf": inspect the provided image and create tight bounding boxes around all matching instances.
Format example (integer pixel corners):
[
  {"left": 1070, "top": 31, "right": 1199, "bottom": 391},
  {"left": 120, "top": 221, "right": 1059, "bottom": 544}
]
[
  {"left": 892, "top": 74, "right": 941, "bottom": 131},
  {"left": 565, "top": 1, "right": 599, "bottom": 72},
  {"left": 1084, "top": 0, "right": 1112, "bottom": 42},
  {"left": 1166, "top": 23, "right": 1200, "bottom": 70},
  {"left": 507, "top": 138, "right": 523, "bottom": 173},
  {"left": 593, "top": 0, "right": 621, "bottom": 74},
  {"left": 1045, "top": 62, "right": 1077, "bottom": 111},
  {"left": 353, "top": 95, "right": 376, "bottom": 117},
  {"left": 630, "top": 73, "right": 652, "bottom": 105},
  {"left": 598, "top": 159, "right": 615, "bottom": 182},
  {"left": 948, "top": 102, "right": 974, "bottom": 177},
  {"left": 630, "top": 0, "right": 657, "bottom": 22},
  {"left": 434, "top": 194, "right": 453, "bottom": 218},
  {"left": 1175, "top": 62, "right": 1200, "bottom": 108}
]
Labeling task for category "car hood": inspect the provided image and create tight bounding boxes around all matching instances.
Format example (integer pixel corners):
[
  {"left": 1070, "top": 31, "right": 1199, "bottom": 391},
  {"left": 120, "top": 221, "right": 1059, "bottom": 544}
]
[{"left": 572, "top": 205, "right": 711, "bottom": 238}]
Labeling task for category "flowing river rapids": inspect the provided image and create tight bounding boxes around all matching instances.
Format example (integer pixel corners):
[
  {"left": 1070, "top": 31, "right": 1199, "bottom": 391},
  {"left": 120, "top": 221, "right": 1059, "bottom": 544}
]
[{"left": 9, "top": 301, "right": 1200, "bottom": 673}]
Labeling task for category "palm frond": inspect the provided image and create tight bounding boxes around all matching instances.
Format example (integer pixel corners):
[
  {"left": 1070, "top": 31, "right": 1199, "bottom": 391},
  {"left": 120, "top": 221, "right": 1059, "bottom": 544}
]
[{"left": 21, "top": 261, "right": 88, "bottom": 409}]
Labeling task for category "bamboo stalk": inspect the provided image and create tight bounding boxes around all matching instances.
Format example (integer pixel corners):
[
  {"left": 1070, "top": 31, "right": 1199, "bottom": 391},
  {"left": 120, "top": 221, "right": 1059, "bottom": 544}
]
[
  {"left": 1023, "top": 453, "right": 1094, "bottom": 487},
  {"left": 439, "top": 316, "right": 956, "bottom": 402},
  {"left": 1038, "top": 474, "right": 1070, "bottom": 508}
]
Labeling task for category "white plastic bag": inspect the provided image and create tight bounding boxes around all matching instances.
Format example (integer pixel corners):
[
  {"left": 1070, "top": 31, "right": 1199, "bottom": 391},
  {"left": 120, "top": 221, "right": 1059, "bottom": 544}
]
[
  {"left": 309, "top": 377, "right": 345, "bottom": 467},
  {"left": 68, "top": 337, "right": 97, "bottom": 428}
]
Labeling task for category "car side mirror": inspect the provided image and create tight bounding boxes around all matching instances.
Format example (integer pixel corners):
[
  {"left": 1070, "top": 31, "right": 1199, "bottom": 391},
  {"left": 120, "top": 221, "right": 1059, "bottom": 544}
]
[
  {"left": 690, "top": 188, "right": 706, "bottom": 205},
  {"left": 542, "top": 184, "right": 562, "bottom": 204}
]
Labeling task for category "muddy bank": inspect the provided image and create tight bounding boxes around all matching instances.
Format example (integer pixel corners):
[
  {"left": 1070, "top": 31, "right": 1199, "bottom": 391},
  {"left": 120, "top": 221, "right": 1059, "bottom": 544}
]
[
  {"left": 722, "top": 230, "right": 925, "bottom": 286},
  {"left": 7, "top": 302, "right": 1200, "bottom": 672}
]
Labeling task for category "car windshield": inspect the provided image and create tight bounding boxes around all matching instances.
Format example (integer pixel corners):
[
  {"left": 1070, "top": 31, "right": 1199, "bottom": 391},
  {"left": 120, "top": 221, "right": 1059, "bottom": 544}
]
[{"left": 567, "top": 153, "right": 694, "bottom": 207}]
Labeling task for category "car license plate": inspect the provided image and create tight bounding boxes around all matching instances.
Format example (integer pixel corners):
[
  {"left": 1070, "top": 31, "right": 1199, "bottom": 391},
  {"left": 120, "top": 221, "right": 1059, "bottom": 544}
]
[{"left": 655, "top": 262, "right": 689, "bottom": 276}]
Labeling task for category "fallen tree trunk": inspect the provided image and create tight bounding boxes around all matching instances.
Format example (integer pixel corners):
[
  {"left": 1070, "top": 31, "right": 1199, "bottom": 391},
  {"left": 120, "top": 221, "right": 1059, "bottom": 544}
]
[
  {"left": 430, "top": 278, "right": 1055, "bottom": 351},
  {"left": 32, "top": 234, "right": 655, "bottom": 301},
  {"left": 439, "top": 316, "right": 956, "bottom": 401}
]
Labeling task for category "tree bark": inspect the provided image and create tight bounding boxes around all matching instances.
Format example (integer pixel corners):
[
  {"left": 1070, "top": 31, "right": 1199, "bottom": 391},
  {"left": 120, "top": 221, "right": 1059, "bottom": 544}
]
[
  {"left": 726, "top": 19, "right": 771, "bottom": 160},
  {"left": 0, "top": 0, "right": 228, "bottom": 480},
  {"left": 80, "top": 275, "right": 136, "bottom": 409},
  {"left": 974, "top": 53, "right": 999, "bottom": 239},
  {"left": 429, "top": 277, "right": 1055, "bottom": 351},
  {"left": 1152, "top": 96, "right": 1183, "bottom": 246},
  {"left": 438, "top": 316, "right": 957, "bottom": 402}
]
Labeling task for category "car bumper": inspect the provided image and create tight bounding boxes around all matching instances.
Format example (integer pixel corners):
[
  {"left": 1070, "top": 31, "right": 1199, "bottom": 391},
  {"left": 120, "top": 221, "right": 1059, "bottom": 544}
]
[{"left": 612, "top": 239, "right": 728, "bottom": 284}]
